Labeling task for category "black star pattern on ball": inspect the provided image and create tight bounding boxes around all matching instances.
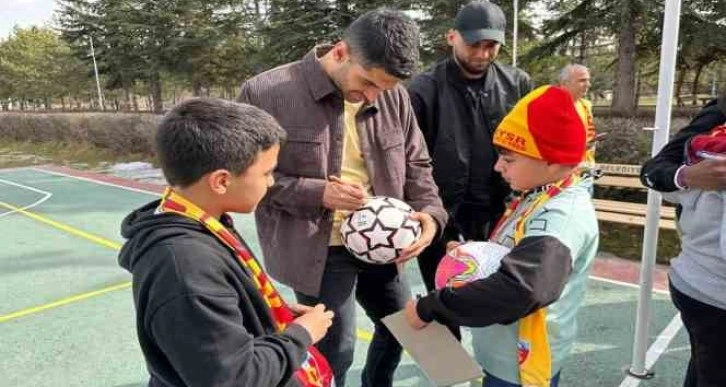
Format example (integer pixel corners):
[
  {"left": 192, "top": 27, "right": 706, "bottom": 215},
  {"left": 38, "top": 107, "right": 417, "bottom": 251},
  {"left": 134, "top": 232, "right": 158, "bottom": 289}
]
[
  {"left": 363, "top": 221, "right": 394, "bottom": 249},
  {"left": 340, "top": 197, "right": 421, "bottom": 264}
]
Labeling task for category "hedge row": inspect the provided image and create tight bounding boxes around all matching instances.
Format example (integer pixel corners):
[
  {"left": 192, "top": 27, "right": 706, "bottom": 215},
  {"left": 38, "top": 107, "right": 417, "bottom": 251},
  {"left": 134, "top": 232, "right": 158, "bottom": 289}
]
[
  {"left": 0, "top": 112, "right": 694, "bottom": 164},
  {"left": 0, "top": 113, "right": 158, "bottom": 156}
]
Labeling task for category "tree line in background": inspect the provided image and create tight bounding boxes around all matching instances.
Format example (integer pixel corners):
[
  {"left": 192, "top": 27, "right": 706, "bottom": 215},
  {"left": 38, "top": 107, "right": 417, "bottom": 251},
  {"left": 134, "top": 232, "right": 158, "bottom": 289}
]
[{"left": 0, "top": 0, "right": 724, "bottom": 115}]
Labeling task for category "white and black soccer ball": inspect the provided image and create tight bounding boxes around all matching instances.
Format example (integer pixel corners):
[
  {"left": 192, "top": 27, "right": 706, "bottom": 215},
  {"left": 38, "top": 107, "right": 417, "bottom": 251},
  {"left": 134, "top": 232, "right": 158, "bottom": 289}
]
[{"left": 340, "top": 196, "right": 422, "bottom": 264}]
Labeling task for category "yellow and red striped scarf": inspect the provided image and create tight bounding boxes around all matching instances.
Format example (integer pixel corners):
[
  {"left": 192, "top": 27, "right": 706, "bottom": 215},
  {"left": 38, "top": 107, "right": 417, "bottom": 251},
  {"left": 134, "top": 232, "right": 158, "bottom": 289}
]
[
  {"left": 490, "top": 173, "right": 580, "bottom": 387},
  {"left": 158, "top": 187, "right": 334, "bottom": 387}
]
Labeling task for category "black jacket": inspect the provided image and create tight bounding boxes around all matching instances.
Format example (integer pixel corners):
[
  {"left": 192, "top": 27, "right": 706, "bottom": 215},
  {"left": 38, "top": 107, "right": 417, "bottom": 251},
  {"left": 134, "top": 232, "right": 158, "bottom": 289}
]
[
  {"left": 407, "top": 58, "right": 533, "bottom": 222},
  {"left": 118, "top": 200, "right": 311, "bottom": 387},
  {"left": 641, "top": 96, "right": 726, "bottom": 192}
]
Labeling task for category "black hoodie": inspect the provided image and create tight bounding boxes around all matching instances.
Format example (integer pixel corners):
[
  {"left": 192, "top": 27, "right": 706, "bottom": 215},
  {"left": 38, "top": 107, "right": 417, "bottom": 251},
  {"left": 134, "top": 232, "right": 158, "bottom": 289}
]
[{"left": 119, "top": 200, "right": 310, "bottom": 387}]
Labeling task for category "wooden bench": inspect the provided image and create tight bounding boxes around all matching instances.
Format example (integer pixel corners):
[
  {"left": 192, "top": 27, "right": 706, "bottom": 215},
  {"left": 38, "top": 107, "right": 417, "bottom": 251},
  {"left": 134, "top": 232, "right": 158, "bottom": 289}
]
[
  {"left": 676, "top": 94, "right": 714, "bottom": 107},
  {"left": 593, "top": 163, "right": 677, "bottom": 230}
]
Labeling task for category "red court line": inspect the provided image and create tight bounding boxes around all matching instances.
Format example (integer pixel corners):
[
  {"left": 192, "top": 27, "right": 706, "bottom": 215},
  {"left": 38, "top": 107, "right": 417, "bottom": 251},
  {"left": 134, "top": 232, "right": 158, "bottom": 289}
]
[
  {"left": 37, "top": 164, "right": 164, "bottom": 194},
  {"left": 34, "top": 165, "right": 671, "bottom": 292},
  {"left": 591, "top": 255, "right": 670, "bottom": 292}
]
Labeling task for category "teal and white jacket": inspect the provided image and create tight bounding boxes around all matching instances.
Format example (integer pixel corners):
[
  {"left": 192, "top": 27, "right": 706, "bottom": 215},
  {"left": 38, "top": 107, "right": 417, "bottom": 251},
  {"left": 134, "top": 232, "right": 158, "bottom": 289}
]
[{"left": 417, "top": 178, "right": 599, "bottom": 384}]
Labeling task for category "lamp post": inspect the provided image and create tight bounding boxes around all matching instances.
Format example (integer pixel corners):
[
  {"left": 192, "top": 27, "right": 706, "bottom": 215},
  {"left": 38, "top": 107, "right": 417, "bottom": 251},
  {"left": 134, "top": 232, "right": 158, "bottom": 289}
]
[
  {"left": 512, "top": 0, "right": 518, "bottom": 67},
  {"left": 89, "top": 36, "right": 104, "bottom": 110}
]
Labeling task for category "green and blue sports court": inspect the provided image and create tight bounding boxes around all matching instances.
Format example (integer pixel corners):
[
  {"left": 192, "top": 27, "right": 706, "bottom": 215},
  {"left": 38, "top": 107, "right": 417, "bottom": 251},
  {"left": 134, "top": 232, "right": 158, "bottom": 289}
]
[{"left": 0, "top": 165, "right": 691, "bottom": 386}]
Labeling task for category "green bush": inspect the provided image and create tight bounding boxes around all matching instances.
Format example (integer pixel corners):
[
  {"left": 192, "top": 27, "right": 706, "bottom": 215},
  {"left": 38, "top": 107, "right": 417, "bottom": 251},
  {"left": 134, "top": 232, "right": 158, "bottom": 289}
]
[
  {"left": 0, "top": 112, "right": 697, "bottom": 163},
  {"left": 0, "top": 113, "right": 158, "bottom": 156},
  {"left": 594, "top": 115, "right": 691, "bottom": 165}
]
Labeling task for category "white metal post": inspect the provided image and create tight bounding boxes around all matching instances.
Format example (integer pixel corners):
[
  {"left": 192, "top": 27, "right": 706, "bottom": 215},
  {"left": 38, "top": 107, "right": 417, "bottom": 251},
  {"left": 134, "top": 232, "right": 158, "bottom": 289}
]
[{"left": 628, "top": 0, "right": 682, "bottom": 378}]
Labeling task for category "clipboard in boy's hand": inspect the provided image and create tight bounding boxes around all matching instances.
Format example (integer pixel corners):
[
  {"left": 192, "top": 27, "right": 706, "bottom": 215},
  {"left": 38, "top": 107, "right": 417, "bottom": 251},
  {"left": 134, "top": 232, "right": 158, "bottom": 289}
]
[{"left": 382, "top": 310, "right": 483, "bottom": 386}]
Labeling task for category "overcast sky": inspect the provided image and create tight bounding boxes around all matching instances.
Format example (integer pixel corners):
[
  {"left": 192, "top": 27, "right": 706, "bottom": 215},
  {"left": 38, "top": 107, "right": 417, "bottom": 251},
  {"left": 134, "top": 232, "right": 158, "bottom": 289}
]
[{"left": 1, "top": 0, "right": 58, "bottom": 38}]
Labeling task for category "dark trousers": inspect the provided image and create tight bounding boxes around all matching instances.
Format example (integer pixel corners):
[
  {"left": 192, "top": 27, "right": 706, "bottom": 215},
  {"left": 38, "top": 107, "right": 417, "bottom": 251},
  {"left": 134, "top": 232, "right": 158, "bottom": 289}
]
[
  {"left": 295, "top": 247, "right": 410, "bottom": 387},
  {"left": 670, "top": 282, "right": 726, "bottom": 387},
  {"left": 417, "top": 204, "right": 501, "bottom": 339}
]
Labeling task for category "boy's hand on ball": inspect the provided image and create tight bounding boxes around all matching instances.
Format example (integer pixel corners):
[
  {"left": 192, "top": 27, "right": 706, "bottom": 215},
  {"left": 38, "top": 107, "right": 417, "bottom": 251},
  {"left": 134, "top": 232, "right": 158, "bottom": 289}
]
[
  {"left": 404, "top": 299, "right": 428, "bottom": 330},
  {"left": 446, "top": 240, "right": 462, "bottom": 251},
  {"left": 323, "top": 176, "right": 367, "bottom": 210},
  {"left": 396, "top": 212, "right": 436, "bottom": 263},
  {"left": 293, "top": 304, "right": 335, "bottom": 345}
]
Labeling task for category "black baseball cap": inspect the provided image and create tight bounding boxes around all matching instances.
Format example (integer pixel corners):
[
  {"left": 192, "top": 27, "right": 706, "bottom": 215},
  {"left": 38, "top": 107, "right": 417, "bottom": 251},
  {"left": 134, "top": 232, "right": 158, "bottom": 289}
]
[{"left": 455, "top": 1, "right": 506, "bottom": 45}]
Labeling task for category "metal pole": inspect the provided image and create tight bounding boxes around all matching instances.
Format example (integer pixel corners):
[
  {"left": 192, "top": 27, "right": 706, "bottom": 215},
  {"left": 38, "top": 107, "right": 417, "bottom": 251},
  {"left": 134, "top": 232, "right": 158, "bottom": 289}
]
[
  {"left": 89, "top": 36, "right": 104, "bottom": 110},
  {"left": 628, "top": 0, "right": 681, "bottom": 378},
  {"left": 512, "top": 0, "right": 518, "bottom": 68}
]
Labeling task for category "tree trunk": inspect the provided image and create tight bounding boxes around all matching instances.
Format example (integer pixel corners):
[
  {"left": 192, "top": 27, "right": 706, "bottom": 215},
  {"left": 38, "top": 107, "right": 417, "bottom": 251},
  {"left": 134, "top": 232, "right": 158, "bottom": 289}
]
[
  {"left": 61, "top": 96, "right": 66, "bottom": 111},
  {"left": 150, "top": 71, "right": 163, "bottom": 113},
  {"left": 578, "top": 31, "right": 587, "bottom": 64},
  {"left": 635, "top": 70, "right": 641, "bottom": 107},
  {"left": 338, "top": 0, "right": 353, "bottom": 26},
  {"left": 192, "top": 80, "right": 202, "bottom": 96},
  {"left": 675, "top": 65, "right": 687, "bottom": 107},
  {"left": 124, "top": 87, "right": 132, "bottom": 112},
  {"left": 611, "top": 0, "right": 638, "bottom": 116},
  {"left": 691, "top": 64, "right": 704, "bottom": 106}
]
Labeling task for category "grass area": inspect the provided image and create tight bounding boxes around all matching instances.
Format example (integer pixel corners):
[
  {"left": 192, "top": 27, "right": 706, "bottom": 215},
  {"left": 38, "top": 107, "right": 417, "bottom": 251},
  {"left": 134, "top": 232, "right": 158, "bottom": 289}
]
[{"left": 0, "top": 140, "right": 154, "bottom": 170}]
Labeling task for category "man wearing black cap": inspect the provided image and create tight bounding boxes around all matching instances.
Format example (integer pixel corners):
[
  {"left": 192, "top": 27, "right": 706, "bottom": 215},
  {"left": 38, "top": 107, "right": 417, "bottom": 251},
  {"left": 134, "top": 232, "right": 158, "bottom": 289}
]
[{"left": 407, "top": 0, "right": 533, "bottom": 326}]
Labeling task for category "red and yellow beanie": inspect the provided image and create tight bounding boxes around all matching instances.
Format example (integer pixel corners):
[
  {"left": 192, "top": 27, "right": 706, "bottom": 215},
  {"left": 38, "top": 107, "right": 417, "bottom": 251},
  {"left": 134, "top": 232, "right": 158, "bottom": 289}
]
[{"left": 493, "top": 85, "right": 586, "bottom": 164}]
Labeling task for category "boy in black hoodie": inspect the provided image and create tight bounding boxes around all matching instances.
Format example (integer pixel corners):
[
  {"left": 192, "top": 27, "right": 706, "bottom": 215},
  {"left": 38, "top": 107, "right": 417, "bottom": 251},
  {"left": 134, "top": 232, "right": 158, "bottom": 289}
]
[{"left": 118, "top": 98, "right": 335, "bottom": 387}]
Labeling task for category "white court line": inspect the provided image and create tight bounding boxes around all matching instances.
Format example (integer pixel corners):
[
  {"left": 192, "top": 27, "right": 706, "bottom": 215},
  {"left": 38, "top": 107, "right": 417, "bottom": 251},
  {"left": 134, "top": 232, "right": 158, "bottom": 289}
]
[
  {"left": 590, "top": 275, "right": 670, "bottom": 296},
  {"left": 591, "top": 275, "right": 680, "bottom": 387},
  {"left": 618, "top": 314, "right": 683, "bottom": 387},
  {"left": 32, "top": 167, "right": 160, "bottom": 196},
  {"left": 0, "top": 178, "right": 53, "bottom": 218}
]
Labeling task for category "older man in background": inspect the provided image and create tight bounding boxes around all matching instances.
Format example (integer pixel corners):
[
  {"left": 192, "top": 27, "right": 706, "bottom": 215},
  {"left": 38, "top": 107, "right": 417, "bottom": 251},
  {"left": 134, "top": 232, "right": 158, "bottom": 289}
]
[{"left": 560, "top": 64, "right": 597, "bottom": 169}]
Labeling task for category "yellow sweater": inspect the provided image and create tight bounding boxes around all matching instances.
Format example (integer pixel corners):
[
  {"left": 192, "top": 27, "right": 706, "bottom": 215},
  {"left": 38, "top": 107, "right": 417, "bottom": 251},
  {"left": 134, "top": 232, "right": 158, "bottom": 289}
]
[
  {"left": 575, "top": 98, "right": 596, "bottom": 166},
  {"left": 330, "top": 101, "right": 371, "bottom": 246}
]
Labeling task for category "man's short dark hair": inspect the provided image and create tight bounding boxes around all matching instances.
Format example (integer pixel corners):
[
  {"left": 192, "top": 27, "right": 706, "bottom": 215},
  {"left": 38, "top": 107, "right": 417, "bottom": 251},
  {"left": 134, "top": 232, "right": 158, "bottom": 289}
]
[
  {"left": 155, "top": 98, "right": 286, "bottom": 188},
  {"left": 343, "top": 8, "right": 420, "bottom": 79}
]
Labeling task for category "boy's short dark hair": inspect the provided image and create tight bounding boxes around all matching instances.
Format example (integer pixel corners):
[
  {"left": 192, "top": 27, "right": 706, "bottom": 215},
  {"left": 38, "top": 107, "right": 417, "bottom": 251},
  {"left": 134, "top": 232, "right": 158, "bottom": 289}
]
[
  {"left": 155, "top": 98, "right": 286, "bottom": 188},
  {"left": 343, "top": 8, "right": 420, "bottom": 79}
]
